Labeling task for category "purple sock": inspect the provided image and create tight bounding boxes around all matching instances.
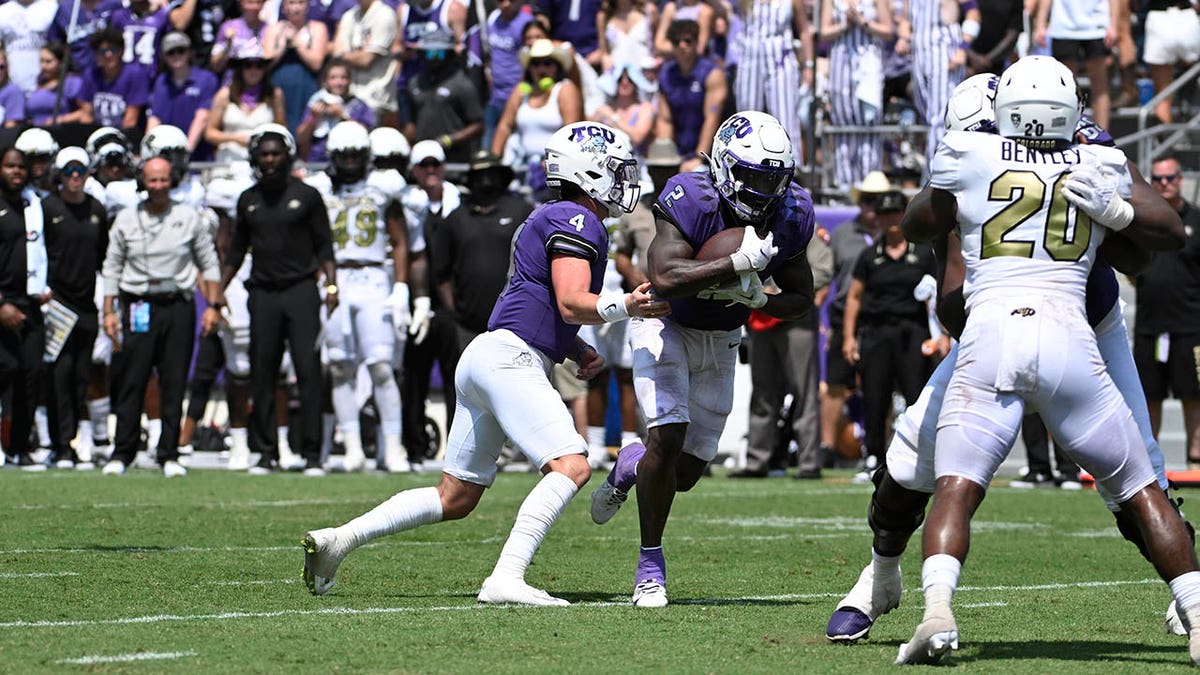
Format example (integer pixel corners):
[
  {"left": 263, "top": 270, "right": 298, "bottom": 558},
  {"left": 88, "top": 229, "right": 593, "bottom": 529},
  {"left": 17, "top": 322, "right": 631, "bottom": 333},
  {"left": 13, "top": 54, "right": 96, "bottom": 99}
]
[
  {"left": 637, "top": 546, "right": 666, "bottom": 585},
  {"left": 609, "top": 441, "right": 646, "bottom": 491}
]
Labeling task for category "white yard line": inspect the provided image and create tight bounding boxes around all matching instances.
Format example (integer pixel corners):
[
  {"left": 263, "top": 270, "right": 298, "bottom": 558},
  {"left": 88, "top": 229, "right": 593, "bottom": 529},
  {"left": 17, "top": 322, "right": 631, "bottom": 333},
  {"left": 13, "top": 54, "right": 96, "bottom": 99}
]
[
  {"left": 202, "top": 579, "right": 300, "bottom": 586},
  {"left": 0, "top": 578, "right": 1161, "bottom": 629},
  {"left": 56, "top": 651, "right": 196, "bottom": 665},
  {"left": 0, "top": 572, "right": 78, "bottom": 579}
]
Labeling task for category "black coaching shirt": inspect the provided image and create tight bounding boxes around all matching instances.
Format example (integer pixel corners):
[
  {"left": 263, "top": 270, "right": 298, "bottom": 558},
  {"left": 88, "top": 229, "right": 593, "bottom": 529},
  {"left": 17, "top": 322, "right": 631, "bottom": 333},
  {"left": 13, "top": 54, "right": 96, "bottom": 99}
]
[
  {"left": 0, "top": 193, "right": 30, "bottom": 305},
  {"left": 851, "top": 238, "right": 937, "bottom": 325},
  {"left": 1134, "top": 201, "right": 1200, "bottom": 335},
  {"left": 228, "top": 177, "right": 334, "bottom": 289},
  {"left": 431, "top": 194, "right": 534, "bottom": 334},
  {"left": 43, "top": 194, "right": 108, "bottom": 314}
]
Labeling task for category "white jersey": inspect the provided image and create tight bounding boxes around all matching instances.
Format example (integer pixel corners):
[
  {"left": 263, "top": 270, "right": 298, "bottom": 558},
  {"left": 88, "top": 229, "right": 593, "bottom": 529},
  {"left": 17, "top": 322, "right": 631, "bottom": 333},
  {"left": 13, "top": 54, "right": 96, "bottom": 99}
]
[
  {"left": 306, "top": 172, "right": 393, "bottom": 265},
  {"left": 930, "top": 130, "right": 1130, "bottom": 311},
  {"left": 399, "top": 182, "right": 461, "bottom": 255},
  {"left": 367, "top": 169, "right": 406, "bottom": 204},
  {"left": 103, "top": 179, "right": 140, "bottom": 220},
  {"left": 172, "top": 175, "right": 207, "bottom": 210}
]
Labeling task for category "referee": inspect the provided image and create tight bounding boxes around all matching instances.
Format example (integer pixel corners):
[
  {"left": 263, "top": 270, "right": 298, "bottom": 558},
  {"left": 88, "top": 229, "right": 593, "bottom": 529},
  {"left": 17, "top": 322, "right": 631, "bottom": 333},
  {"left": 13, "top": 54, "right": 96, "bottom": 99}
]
[
  {"left": 221, "top": 124, "right": 336, "bottom": 476},
  {"left": 101, "top": 157, "right": 224, "bottom": 477}
]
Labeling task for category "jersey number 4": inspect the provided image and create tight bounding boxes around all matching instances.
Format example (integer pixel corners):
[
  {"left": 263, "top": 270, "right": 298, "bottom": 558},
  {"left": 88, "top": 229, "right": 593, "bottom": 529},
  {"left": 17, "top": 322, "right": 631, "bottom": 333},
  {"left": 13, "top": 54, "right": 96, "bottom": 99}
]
[
  {"left": 331, "top": 208, "right": 379, "bottom": 248},
  {"left": 981, "top": 170, "right": 1092, "bottom": 262}
]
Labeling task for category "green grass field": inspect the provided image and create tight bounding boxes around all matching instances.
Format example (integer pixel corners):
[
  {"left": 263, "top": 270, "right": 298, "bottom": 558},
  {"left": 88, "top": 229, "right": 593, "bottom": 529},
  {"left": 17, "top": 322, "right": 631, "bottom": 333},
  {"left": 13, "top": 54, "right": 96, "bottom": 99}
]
[{"left": 1, "top": 467, "right": 1195, "bottom": 673}]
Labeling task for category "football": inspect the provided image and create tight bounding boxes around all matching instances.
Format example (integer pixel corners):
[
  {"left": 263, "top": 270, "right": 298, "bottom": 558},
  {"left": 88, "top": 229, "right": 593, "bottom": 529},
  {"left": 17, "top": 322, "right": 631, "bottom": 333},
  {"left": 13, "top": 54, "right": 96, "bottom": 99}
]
[{"left": 695, "top": 227, "right": 746, "bottom": 260}]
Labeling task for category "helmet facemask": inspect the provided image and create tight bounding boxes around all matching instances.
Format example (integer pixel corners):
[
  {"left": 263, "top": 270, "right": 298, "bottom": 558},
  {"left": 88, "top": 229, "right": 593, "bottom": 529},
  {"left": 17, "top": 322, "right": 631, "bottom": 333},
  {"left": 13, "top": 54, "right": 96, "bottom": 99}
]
[{"left": 717, "top": 149, "right": 791, "bottom": 221}]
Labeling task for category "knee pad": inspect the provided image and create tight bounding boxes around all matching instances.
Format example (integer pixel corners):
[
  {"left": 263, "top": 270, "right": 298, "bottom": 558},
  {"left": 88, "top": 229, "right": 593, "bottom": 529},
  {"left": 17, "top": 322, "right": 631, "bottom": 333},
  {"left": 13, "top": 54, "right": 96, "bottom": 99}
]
[
  {"left": 367, "top": 361, "right": 395, "bottom": 388},
  {"left": 328, "top": 360, "right": 354, "bottom": 383},
  {"left": 867, "top": 465, "right": 932, "bottom": 556}
]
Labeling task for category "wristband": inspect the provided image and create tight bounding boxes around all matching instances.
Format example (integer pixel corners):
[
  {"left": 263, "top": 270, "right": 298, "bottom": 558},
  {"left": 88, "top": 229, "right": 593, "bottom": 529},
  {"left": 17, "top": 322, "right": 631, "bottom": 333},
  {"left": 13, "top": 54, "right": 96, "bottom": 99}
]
[
  {"left": 1102, "top": 198, "right": 1135, "bottom": 232},
  {"left": 958, "top": 39, "right": 971, "bottom": 51},
  {"left": 596, "top": 291, "right": 631, "bottom": 323},
  {"left": 439, "top": 134, "right": 453, "bottom": 149}
]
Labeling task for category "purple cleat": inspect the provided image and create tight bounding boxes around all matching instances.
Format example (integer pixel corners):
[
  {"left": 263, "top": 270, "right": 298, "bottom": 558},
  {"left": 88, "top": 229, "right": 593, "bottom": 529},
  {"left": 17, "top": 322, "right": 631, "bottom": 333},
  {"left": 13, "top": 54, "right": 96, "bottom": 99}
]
[
  {"left": 590, "top": 441, "right": 645, "bottom": 524},
  {"left": 826, "top": 563, "right": 902, "bottom": 643}
]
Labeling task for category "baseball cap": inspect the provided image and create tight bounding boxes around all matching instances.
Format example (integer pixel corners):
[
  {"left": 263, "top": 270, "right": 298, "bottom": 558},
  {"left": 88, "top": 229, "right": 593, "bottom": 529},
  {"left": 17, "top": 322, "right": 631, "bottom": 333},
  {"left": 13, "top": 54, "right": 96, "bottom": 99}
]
[
  {"left": 162, "top": 32, "right": 191, "bottom": 53},
  {"left": 875, "top": 190, "right": 908, "bottom": 214},
  {"left": 411, "top": 140, "right": 445, "bottom": 165}
]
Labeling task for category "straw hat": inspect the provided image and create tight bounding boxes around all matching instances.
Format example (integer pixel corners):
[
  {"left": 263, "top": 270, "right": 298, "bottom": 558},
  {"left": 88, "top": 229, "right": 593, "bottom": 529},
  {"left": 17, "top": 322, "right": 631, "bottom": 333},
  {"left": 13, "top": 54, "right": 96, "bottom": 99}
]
[
  {"left": 849, "top": 170, "right": 894, "bottom": 203},
  {"left": 518, "top": 39, "right": 573, "bottom": 72}
]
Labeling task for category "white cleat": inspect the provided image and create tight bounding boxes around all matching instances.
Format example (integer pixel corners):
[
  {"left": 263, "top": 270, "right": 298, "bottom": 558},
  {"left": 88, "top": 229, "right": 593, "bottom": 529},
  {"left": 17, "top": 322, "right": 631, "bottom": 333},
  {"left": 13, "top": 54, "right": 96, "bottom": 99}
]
[
  {"left": 342, "top": 447, "right": 366, "bottom": 473},
  {"left": 1182, "top": 603, "right": 1200, "bottom": 666},
  {"left": 227, "top": 445, "right": 251, "bottom": 471},
  {"left": 302, "top": 528, "right": 353, "bottom": 596},
  {"left": 896, "top": 611, "right": 959, "bottom": 665},
  {"left": 1168, "top": 600, "right": 1187, "bottom": 636},
  {"left": 632, "top": 580, "right": 668, "bottom": 608},
  {"left": 162, "top": 460, "right": 188, "bottom": 477},
  {"left": 278, "top": 443, "right": 304, "bottom": 471},
  {"left": 477, "top": 576, "right": 570, "bottom": 606},
  {"left": 826, "top": 563, "right": 903, "bottom": 642},
  {"left": 101, "top": 461, "right": 126, "bottom": 476},
  {"left": 590, "top": 482, "right": 628, "bottom": 525}
]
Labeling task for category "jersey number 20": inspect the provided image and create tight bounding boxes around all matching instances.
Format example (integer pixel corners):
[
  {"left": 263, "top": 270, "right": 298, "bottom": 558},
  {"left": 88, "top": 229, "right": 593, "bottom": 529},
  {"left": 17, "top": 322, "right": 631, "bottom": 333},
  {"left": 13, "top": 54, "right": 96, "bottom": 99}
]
[{"left": 981, "top": 170, "right": 1092, "bottom": 262}]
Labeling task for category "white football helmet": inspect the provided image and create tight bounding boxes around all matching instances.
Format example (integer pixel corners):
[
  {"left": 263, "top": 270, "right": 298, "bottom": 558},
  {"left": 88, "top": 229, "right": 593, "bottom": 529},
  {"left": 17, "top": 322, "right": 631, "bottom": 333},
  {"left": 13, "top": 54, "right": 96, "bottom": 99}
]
[
  {"left": 945, "top": 73, "right": 999, "bottom": 133},
  {"left": 248, "top": 123, "right": 296, "bottom": 157},
  {"left": 86, "top": 127, "right": 126, "bottom": 157},
  {"left": 708, "top": 111, "right": 794, "bottom": 222},
  {"left": 369, "top": 127, "right": 411, "bottom": 162},
  {"left": 995, "top": 55, "right": 1080, "bottom": 146},
  {"left": 141, "top": 124, "right": 191, "bottom": 183},
  {"left": 16, "top": 127, "right": 59, "bottom": 160},
  {"left": 543, "top": 121, "right": 640, "bottom": 217},
  {"left": 327, "top": 121, "right": 372, "bottom": 183}
]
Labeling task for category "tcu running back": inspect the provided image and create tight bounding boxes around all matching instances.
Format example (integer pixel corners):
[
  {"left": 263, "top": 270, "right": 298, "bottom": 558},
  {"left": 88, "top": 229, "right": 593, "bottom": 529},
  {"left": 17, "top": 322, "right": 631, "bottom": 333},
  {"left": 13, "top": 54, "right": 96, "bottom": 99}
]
[
  {"left": 305, "top": 121, "right": 411, "bottom": 473},
  {"left": 892, "top": 56, "right": 1200, "bottom": 666},
  {"left": 590, "top": 110, "right": 817, "bottom": 607}
]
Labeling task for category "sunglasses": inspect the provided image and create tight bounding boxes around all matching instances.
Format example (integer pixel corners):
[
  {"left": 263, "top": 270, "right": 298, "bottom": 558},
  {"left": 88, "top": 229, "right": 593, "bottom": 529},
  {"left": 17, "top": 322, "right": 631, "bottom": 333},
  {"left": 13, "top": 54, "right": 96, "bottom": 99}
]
[
  {"left": 62, "top": 165, "right": 87, "bottom": 178},
  {"left": 1151, "top": 173, "right": 1180, "bottom": 184},
  {"left": 166, "top": 47, "right": 189, "bottom": 57},
  {"left": 417, "top": 159, "right": 442, "bottom": 168},
  {"left": 240, "top": 60, "right": 267, "bottom": 70},
  {"left": 529, "top": 58, "right": 557, "bottom": 68}
]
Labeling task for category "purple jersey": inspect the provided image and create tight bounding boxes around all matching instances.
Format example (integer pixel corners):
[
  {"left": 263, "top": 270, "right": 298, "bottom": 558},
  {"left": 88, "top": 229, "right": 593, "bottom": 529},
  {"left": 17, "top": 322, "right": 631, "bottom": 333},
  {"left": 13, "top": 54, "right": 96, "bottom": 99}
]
[
  {"left": 78, "top": 63, "right": 151, "bottom": 127},
  {"left": 0, "top": 82, "right": 25, "bottom": 126},
  {"left": 473, "top": 8, "right": 535, "bottom": 108},
  {"left": 49, "top": 0, "right": 120, "bottom": 74},
  {"left": 398, "top": 0, "right": 455, "bottom": 90},
  {"left": 658, "top": 56, "right": 718, "bottom": 157},
  {"left": 653, "top": 171, "right": 815, "bottom": 331},
  {"left": 488, "top": 200, "right": 609, "bottom": 362},
  {"left": 26, "top": 76, "right": 83, "bottom": 125},
  {"left": 534, "top": 0, "right": 603, "bottom": 56},
  {"left": 110, "top": 4, "right": 171, "bottom": 69}
]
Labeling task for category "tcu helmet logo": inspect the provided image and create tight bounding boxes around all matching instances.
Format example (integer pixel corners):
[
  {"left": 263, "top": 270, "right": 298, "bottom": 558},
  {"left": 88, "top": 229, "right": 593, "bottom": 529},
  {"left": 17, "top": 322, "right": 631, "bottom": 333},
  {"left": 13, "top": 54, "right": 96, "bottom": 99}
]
[
  {"left": 569, "top": 125, "right": 617, "bottom": 154},
  {"left": 718, "top": 115, "right": 754, "bottom": 143}
]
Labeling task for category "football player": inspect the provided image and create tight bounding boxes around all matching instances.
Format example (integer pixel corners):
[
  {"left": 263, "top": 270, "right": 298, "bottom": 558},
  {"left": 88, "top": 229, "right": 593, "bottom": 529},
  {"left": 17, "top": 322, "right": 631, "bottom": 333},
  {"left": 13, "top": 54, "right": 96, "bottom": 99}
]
[
  {"left": 589, "top": 110, "right": 817, "bottom": 607},
  {"left": 892, "top": 55, "right": 1200, "bottom": 665},
  {"left": 140, "top": 125, "right": 207, "bottom": 210},
  {"left": 305, "top": 121, "right": 411, "bottom": 473},
  {"left": 301, "top": 122, "right": 669, "bottom": 605},
  {"left": 827, "top": 70, "right": 1193, "bottom": 647}
]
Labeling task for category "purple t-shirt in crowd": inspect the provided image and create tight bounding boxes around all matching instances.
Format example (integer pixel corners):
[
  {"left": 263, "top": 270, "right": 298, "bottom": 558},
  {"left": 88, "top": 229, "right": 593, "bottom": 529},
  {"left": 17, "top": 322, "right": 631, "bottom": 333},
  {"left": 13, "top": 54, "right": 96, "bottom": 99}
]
[
  {"left": 78, "top": 63, "right": 151, "bottom": 127},
  {"left": 149, "top": 67, "right": 219, "bottom": 159},
  {"left": 534, "top": 0, "right": 603, "bottom": 56},
  {"left": 110, "top": 4, "right": 172, "bottom": 70},
  {"left": 49, "top": 0, "right": 120, "bottom": 74},
  {"left": 301, "top": 93, "right": 375, "bottom": 162},
  {"left": 398, "top": 0, "right": 455, "bottom": 92},
  {"left": 468, "top": 8, "right": 535, "bottom": 108},
  {"left": 292, "top": 0, "right": 364, "bottom": 36},
  {"left": 26, "top": 75, "right": 83, "bottom": 125},
  {"left": 488, "top": 199, "right": 608, "bottom": 363},
  {"left": 659, "top": 56, "right": 718, "bottom": 157},
  {"left": 0, "top": 82, "right": 25, "bottom": 126},
  {"left": 652, "top": 171, "right": 815, "bottom": 331}
]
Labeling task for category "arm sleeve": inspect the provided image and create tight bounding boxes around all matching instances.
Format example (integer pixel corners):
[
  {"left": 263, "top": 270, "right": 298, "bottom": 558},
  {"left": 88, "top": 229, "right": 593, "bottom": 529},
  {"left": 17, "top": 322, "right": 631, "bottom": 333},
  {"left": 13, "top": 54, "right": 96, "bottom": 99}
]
[
  {"left": 95, "top": 200, "right": 109, "bottom": 270},
  {"left": 102, "top": 213, "right": 128, "bottom": 295},
  {"left": 544, "top": 207, "right": 606, "bottom": 262},
  {"left": 225, "top": 193, "right": 250, "bottom": 271},
  {"left": 308, "top": 187, "right": 335, "bottom": 264},
  {"left": 190, "top": 206, "right": 222, "bottom": 282},
  {"left": 196, "top": 72, "right": 218, "bottom": 110},
  {"left": 929, "top": 130, "right": 968, "bottom": 192}
]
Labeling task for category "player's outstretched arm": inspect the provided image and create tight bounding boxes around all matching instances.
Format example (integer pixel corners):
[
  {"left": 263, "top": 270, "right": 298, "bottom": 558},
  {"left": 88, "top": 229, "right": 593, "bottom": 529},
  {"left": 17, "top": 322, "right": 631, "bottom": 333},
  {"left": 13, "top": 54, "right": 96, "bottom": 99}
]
[
  {"left": 646, "top": 217, "right": 745, "bottom": 298},
  {"left": 760, "top": 251, "right": 814, "bottom": 320},
  {"left": 551, "top": 256, "right": 671, "bottom": 325}
]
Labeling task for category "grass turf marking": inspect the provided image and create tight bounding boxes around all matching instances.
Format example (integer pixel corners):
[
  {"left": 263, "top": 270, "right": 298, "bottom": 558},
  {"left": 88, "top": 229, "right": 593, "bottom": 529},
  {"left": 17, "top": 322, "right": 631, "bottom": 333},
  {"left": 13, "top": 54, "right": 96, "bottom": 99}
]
[
  {"left": 55, "top": 651, "right": 197, "bottom": 664},
  {"left": 0, "top": 572, "right": 79, "bottom": 579},
  {"left": 0, "top": 578, "right": 1161, "bottom": 629}
]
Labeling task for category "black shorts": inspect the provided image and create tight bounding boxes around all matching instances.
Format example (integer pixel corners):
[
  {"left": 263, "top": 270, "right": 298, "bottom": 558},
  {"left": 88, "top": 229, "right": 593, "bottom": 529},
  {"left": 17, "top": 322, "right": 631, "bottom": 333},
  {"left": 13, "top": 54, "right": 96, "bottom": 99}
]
[
  {"left": 1134, "top": 332, "right": 1200, "bottom": 400},
  {"left": 825, "top": 323, "right": 858, "bottom": 390},
  {"left": 1052, "top": 38, "right": 1109, "bottom": 64}
]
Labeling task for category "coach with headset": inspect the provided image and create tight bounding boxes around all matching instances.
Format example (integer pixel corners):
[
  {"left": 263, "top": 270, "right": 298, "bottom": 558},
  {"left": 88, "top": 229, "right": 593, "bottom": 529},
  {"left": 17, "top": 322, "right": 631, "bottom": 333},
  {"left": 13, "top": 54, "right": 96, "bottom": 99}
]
[
  {"left": 221, "top": 124, "right": 336, "bottom": 476},
  {"left": 101, "top": 157, "right": 224, "bottom": 477}
]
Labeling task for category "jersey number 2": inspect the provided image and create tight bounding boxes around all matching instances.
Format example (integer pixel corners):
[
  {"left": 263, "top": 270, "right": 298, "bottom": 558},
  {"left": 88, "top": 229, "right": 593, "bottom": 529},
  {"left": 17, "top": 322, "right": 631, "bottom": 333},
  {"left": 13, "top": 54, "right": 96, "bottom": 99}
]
[{"left": 981, "top": 170, "right": 1092, "bottom": 262}]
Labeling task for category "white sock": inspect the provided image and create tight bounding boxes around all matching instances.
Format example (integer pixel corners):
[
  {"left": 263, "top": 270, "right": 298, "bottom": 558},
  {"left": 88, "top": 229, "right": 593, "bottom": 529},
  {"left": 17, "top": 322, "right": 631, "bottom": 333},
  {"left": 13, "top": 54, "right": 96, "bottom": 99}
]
[
  {"left": 88, "top": 398, "right": 111, "bottom": 441},
  {"left": 620, "top": 430, "right": 641, "bottom": 447},
  {"left": 921, "top": 554, "right": 961, "bottom": 617},
  {"left": 491, "top": 472, "right": 579, "bottom": 580},
  {"left": 1170, "top": 571, "right": 1200, "bottom": 612},
  {"left": 383, "top": 433, "right": 404, "bottom": 460},
  {"left": 230, "top": 427, "right": 249, "bottom": 454},
  {"left": 278, "top": 426, "right": 291, "bottom": 453},
  {"left": 339, "top": 486, "right": 443, "bottom": 548},
  {"left": 35, "top": 407, "right": 50, "bottom": 447},
  {"left": 872, "top": 548, "right": 902, "bottom": 577},
  {"left": 586, "top": 425, "right": 607, "bottom": 462},
  {"left": 77, "top": 422, "right": 94, "bottom": 451},
  {"left": 146, "top": 418, "right": 163, "bottom": 452},
  {"left": 342, "top": 425, "right": 364, "bottom": 459}
]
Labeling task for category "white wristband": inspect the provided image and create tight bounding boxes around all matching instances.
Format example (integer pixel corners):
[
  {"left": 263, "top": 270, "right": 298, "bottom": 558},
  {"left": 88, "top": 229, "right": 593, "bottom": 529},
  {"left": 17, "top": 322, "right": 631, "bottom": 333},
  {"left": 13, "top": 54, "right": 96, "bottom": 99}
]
[
  {"left": 596, "top": 291, "right": 631, "bottom": 323},
  {"left": 1102, "top": 196, "right": 1134, "bottom": 232}
]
